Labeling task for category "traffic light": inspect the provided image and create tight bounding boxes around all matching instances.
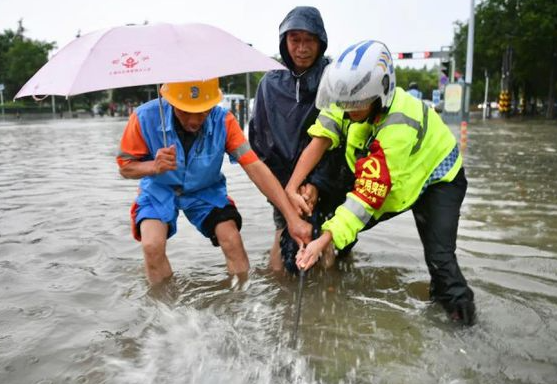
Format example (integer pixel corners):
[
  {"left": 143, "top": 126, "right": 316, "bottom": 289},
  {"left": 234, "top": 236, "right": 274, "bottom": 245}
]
[
  {"left": 440, "top": 59, "right": 450, "bottom": 77},
  {"left": 398, "top": 52, "right": 413, "bottom": 59}
]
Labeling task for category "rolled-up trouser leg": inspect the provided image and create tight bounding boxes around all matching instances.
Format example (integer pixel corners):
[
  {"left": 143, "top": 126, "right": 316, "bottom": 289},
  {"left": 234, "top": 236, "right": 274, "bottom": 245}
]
[{"left": 412, "top": 168, "right": 474, "bottom": 310}]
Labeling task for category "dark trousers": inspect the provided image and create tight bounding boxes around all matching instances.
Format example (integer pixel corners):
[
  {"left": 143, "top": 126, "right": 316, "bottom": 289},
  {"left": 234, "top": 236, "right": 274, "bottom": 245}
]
[{"left": 364, "top": 168, "right": 474, "bottom": 308}]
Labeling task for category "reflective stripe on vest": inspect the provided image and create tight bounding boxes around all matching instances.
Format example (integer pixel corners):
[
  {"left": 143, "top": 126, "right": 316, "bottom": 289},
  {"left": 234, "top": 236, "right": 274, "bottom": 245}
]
[
  {"left": 373, "top": 101, "right": 429, "bottom": 155},
  {"left": 118, "top": 151, "right": 142, "bottom": 161},
  {"left": 342, "top": 196, "right": 372, "bottom": 224},
  {"left": 230, "top": 141, "right": 252, "bottom": 161},
  {"left": 411, "top": 102, "right": 429, "bottom": 155},
  {"left": 318, "top": 114, "right": 342, "bottom": 136}
]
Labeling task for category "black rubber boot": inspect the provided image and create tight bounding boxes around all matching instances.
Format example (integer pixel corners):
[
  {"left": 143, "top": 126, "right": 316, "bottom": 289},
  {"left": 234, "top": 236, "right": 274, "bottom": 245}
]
[{"left": 446, "top": 296, "right": 476, "bottom": 326}]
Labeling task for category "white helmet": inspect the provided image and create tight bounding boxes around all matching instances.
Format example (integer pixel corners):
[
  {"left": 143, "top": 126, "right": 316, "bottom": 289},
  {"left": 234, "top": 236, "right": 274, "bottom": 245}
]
[{"left": 316, "top": 40, "right": 396, "bottom": 111}]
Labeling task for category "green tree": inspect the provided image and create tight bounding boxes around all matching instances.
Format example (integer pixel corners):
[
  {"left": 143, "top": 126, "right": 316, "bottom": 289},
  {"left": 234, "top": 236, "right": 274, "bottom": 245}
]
[
  {"left": 0, "top": 29, "right": 17, "bottom": 85},
  {"left": 395, "top": 65, "right": 440, "bottom": 100},
  {"left": 4, "top": 38, "right": 56, "bottom": 98},
  {"left": 222, "top": 72, "right": 265, "bottom": 97},
  {"left": 0, "top": 22, "right": 56, "bottom": 100},
  {"left": 452, "top": 0, "right": 557, "bottom": 117},
  {"left": 518, "top": 0, "right": 557, "bottom": 117},
  {"left": 0, "top": 21, "right": 112, "bottom": 113}
]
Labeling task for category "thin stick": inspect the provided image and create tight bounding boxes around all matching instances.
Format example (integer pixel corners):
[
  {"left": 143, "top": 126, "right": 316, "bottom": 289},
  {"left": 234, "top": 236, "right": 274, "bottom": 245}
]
[{"left": 292, "top": 268, "right": 305, "bottom": 349}]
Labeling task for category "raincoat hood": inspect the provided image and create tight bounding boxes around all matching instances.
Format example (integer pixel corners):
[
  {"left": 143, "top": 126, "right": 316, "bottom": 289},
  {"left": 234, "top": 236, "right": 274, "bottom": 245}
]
[
  {"left": 248, "top": 6, "right": 330, "bottom": 188},
  {"left": 278, "top": 6, "right": 328, "bottom": 72}
]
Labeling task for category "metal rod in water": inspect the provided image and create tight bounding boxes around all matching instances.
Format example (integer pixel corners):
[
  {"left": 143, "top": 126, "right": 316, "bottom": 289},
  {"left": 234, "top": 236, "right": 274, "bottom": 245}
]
[{"left": 292, "top": 269, "right": 305, "bottom": 349}]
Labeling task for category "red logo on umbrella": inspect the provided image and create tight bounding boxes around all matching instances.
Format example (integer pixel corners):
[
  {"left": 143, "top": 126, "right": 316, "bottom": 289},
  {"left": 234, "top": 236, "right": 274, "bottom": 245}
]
[
  {"left": 110, "top": 52, "right": 151, "bottom": 75},
  {"left": 123, "top": 56, "right": 138, "bottom": 68}
]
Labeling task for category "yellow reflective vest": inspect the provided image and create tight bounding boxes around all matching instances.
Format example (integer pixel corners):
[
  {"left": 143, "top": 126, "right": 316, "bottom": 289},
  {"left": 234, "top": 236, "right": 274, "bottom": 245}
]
[{"left": 308, "top": 87, "right": 462, "bottom": 249}]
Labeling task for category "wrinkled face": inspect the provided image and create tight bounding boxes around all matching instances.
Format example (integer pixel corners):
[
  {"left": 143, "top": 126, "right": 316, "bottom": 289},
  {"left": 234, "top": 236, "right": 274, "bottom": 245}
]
[
  {"left": 173, "top": 107, "right": 211, "bottom": 133},
  {"left": 347, "top": 103, "right": 375, "bottom": 122},
  {"left": 286, "top": 30, "right": 320, "bottom": 74}
]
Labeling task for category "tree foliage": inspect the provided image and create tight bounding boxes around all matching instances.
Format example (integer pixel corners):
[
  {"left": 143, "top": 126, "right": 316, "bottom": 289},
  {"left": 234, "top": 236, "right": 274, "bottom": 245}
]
[
  {"left": 0, "top": 23, "right": 56, "bottom": 100},
  {"left": 452, "top": 0, "right": 557, "bottom": 117},
  {"left": 221, "top": 72, "right": 265, "bottom": 97},
  {"left": 395, "top": 66, "right": 440, "bottom": 101}
]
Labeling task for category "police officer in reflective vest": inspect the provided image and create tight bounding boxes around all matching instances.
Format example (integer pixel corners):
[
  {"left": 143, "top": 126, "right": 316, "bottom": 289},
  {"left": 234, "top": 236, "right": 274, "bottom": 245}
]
[{"left": 286, "top": 40, "right": 476, "bottom": 325}]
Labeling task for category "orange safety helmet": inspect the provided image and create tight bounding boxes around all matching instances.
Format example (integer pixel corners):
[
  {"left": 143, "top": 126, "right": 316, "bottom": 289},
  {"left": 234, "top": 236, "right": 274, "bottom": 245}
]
[{"left": 160, "top": 78, "right": 223, "bottom": 113}]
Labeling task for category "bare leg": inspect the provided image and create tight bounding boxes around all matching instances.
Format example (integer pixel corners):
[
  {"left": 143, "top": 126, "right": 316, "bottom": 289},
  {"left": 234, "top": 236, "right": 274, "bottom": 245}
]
[
  {"left": 215, "top": 220, "right": 250, "bottom": 275},
  {"left": 269, "top": 228, "right": 284, "bottom": 272},
  {"left": 140, "top": 219, "right": 173, "bottom": 284}
]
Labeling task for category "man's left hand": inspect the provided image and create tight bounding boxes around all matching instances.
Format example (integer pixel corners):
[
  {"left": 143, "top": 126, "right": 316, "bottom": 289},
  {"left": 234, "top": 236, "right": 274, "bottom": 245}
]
[
  {"left": 287, "top": 217, "right": 312, "bottom": 246},
  {"left": 299, "top": 183, "right": 318, "bottom": 214},
  {"left": 296, "top": 234, "right": 329, "bottom": 271},
  {"left": 296, "top": 240, "right": 323, "bottom": 271}
]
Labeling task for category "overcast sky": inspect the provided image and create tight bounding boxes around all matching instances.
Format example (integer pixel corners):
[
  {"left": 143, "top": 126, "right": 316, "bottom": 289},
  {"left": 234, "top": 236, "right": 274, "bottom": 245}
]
[{"left": 1, "top": 0, "right": 474, "bottom": 68}]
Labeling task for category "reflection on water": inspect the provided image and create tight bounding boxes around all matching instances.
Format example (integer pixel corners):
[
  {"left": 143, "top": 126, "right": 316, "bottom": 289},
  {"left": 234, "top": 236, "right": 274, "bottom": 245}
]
[{"left": 0, "top": 117, "right": 556, "bottom": 383}]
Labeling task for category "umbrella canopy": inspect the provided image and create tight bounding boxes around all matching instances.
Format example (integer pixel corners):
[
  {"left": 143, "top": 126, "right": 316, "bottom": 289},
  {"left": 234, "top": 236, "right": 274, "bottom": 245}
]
[{"left": 15, "top": 22, "right": 284, "bottom": 98}]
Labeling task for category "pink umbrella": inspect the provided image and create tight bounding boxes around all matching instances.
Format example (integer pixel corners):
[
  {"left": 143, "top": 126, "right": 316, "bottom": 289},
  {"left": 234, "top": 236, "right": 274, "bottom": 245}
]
[{"left": 15, "top": 22, "right": 284, "bottom": 98}]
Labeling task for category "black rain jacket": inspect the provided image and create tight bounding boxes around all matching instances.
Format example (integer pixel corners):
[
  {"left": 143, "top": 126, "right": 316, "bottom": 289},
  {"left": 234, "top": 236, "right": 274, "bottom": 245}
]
[
  {"left": 248, "top": 6, "right": 332, "bottom": 189},
  {"left": 249, "top": 7, "right": 355, "bottom": 272}
]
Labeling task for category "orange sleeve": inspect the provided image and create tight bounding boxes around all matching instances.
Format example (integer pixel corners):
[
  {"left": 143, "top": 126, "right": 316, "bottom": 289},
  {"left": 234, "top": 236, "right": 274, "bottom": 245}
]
[
  {"left": 116, "top": 112, "right": 150, "bottom": 168},
  {"left": 224, "top": 111, "right": 259, "bottom": 165}
]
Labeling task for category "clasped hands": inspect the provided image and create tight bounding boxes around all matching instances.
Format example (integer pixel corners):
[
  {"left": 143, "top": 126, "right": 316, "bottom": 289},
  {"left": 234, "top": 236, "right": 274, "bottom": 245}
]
[{"left": 286, "top": 183, "right": 330, "bottom": 271}]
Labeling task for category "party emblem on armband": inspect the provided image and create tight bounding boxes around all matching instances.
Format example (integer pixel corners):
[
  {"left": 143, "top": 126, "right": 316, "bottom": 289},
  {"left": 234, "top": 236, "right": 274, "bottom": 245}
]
[
  {"left": 353, "top": 146, "right": 392, "bottom": 209},
  {"left": 360, "top": 157, "right": 381, "bottom": 179}
]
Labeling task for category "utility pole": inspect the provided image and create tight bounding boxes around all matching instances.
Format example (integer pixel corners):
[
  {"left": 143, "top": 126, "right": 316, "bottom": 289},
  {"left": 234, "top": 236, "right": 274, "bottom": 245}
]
[
  {"left": 51, "top": 95, "right": 56, "bottom": 117},
  {"left": 464, "top": 0, "right": 475, "bottom": 122},
  {"left": 498, "top": 46, "right": 513, "bottom": 116},
  {"left": 483, "top": 70, "right": 489, "bottom": 120},
  {"left": 0, "top": 84, "right": 5, "bottom": 119}
]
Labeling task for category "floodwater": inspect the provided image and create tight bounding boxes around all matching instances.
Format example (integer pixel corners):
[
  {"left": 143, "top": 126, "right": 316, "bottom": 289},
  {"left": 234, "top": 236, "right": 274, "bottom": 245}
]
[{"left": 0, "top": 116, "right": 556, "bottom": 384}]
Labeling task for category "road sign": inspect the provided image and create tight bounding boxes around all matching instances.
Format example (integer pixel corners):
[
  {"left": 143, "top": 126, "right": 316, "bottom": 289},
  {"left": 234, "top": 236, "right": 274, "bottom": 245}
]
[
  {"left": 440, "top": 75, "right": 449, "bottom": 86},
  {"left": 444, "top": 84, "right": 463, "bottom": 113},
  {"left": 0, "top": 84, "right": 5, "bottom": 92}
]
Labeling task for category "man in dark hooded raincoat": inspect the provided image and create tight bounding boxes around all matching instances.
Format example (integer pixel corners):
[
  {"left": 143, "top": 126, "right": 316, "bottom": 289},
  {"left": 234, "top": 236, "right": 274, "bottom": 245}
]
[{"left": 249, "top": 6, "right": 350, "bottom": 272}]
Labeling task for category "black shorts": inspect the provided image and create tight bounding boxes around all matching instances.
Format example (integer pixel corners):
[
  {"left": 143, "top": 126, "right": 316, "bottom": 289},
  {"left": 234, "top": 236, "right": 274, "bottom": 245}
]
[
  {"left": 202, "top": 205, "right": 243, "bottom": 247},
  {"left": 272, "top": 205, "right": 287, "bottom": 231}
]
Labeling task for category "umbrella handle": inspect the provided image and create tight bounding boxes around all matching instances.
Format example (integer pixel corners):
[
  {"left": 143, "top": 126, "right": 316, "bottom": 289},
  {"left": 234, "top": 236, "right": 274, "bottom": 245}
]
[
  {"left": 156, "top": 84, "right": 167, "bottom": 147},
  {"left": 32, "top": 94, "right": 49, "bottom": 102}
]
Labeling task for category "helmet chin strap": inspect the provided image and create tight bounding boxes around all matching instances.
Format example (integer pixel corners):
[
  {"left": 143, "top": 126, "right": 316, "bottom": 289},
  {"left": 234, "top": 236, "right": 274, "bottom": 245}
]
[{"left": 370, "top": 98, "right": 383, "bottom": 120}]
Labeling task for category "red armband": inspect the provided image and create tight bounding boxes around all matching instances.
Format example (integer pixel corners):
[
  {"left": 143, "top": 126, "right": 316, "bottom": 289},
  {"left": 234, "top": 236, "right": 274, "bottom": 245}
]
[{"left": 352, "top": 140, "right": 391, "bottom": 209}]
